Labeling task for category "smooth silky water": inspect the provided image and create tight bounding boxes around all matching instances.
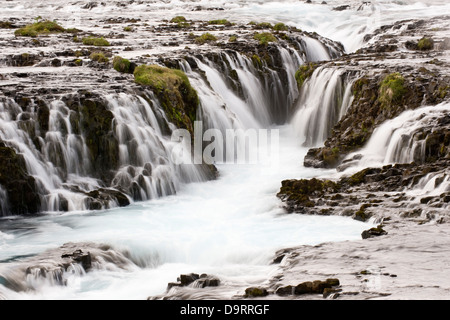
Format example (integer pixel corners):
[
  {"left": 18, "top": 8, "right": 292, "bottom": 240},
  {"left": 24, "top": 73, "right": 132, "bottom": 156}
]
[
  {"left": 1, "top": 0, "right": 448, "bottom": 300},
  {"left": 0, "top": 125, "right": 372, "bottom": 300}
]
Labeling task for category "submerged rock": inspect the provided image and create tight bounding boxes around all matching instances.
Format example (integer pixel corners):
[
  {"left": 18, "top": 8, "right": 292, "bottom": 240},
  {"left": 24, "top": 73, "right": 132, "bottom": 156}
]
[{"left": 362, "top": 225, "right": 388, "bottom": 239}]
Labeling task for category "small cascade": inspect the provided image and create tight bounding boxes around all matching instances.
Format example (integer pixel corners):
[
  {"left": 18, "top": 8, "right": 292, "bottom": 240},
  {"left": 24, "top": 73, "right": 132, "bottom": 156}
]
[
  {"left": 340, "top": 103, "right": 450, "bottom": 170},
  {"left": 291, "top": 66, "right": 354, "bottom": 147},
  {"left": 108, "top": 92, "right": 210, "bottom": 201}
]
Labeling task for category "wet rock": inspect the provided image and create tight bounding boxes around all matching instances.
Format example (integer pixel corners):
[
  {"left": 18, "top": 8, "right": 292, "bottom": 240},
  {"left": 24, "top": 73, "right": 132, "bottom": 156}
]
[
  {"left": 0, "top": 141, "right": 41, "bottom": 214},
  {"left": 361, "top": 225, "right": 388, "bottom": 239},
  {"left": 276, "top": 279, "right": 340, "bottom": 296},
  {"left": 86, "top": 188, "right": 130, "bottom": 209},
  {"left": 275, "top": 285, "right": 295, "bottom": 296},
  {"left": 244, "top": 287, "right": 269, "bottom": 297},
  {"left": 5, "top": 53, "right": 40, "bottom": 67},
  {"left": 61, "top": 249, "right": 92, "bottom": 270},
  {"left": 333, "top": 5, "right": 351, "bottom": 11},
  {"left": 179, "top": 273, "right": 200, "bottom": 286}
]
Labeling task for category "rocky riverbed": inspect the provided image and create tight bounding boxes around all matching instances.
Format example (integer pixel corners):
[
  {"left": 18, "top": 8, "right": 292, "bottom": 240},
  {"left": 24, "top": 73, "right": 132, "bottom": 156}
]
[{"left": 1, "top": 0, "right": 449, "bottom": 301}]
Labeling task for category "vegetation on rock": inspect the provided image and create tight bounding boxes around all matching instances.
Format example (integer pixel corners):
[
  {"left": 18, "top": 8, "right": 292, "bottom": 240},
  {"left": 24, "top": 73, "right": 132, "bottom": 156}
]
[
  {"left": 295, "top": 63, "right": 318, "bottom": 89},
  {"left": 89, "top": 52, "right": 109, "bottom": 63},
  {"left": 273, "top": 23, "right": 289, "bottom": 31},
  {"left": 133, "top": 65, "right": 199, "bottom": 132},
  {"left": 82, "top": 36, "right": 111, "bottom": 46},
  {"left": 378, "top": 72, "right": 406, "bottom": 108},
  {"left": 195, "top": 33, "right": 218, "bottom": 45},
  {"left": 14, "top": 20, "right": 65, "bottom": 37},
  {"left": 113, "top": 56, "right": 134, "bottom": 73},
  {"left": 253, "top": 32, "right": 277, "bottom": 45},
  {"left": 208, "top": 19, "right": 232, "bottom": 26},
  {"left": 417, "top": 37, "right": 434, "bottom": 51}
]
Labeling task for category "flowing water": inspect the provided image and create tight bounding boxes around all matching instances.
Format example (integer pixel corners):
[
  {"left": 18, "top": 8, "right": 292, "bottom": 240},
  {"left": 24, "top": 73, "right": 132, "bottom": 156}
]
[{"left": 0, "top": 0, "right": 448, "bottom": 300}]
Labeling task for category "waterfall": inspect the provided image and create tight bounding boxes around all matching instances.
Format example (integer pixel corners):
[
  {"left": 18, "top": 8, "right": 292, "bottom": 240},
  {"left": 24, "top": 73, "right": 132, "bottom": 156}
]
[
  {"left": 0, "top": 36, "right": 343, "bottom": 215},
  {"left": 340, "top": 103, "right": 450, "bottom": 170},
  {"left": 0, "top": 92, "right": 213, "bottom": 215},
  {"left": 291, "top": 66, "right": 354, "bottom": 147},
  {"left": 107, "top": 92, "right": 210, "bottom": 201}
]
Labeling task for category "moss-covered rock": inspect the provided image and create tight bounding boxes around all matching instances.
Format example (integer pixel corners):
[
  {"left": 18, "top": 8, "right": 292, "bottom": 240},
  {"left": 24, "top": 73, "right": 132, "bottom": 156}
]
[
  {"left": 417, "top": 37, "right": 434, "bottom": 51},
  {"left": 208, "top": 19, "right": 232, "bottom": 26},
  {"left": 134, "top": 65, "right": 199, "bottom": 133},
  {"left": 89, "top": 52, "right": 109, "bottom": 63},
  {"left": 14, "top": 20, "right": 65, "bottom": 37},
  {"left": 277, "top": 178, "right": 339, "bottom": 211},
  {"left": 361, "top": 225, "right": 388, "bottom": 239},
  {"left": 253, "top": 32, "right": 277, "bottom": 45},
  {"left": 378, "top": 72, "right": 407, "bottom": 109},
  {"left": 82, "top": 37, "right": 110, "bottom": 46},
  {"left": 295, "top": 63, "right": 318, "bottom": 89},
  {"left": 113, "top": 56, "right": 135, "bottom": 74},
  {"left": 244, "top": 287, "right": 269, "bottom": 298},
  {"left": 273, "top": 23, "right": 289, "bottom": 31},
  {"left": 194, "top": 33, "right": 217, "bottom": 45}
]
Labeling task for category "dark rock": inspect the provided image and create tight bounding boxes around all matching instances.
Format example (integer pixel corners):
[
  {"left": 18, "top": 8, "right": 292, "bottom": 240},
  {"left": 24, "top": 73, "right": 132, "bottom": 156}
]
[
  {"left": 195, "top": 277, "right": 220, "bottom": 288},
  {"left": 61, "top": 249, "right": 92, "bottom": 270},
  {"left": 275, "top": 285, "right": 295, "bottom": 296},
  {"left": 295, "top": 281, "right": 313, "bottom": 294},
  {"left": 178, "top": 273, "right": 200, "bottom": 286},
  {"left": 245, "top": 287, "right": 269, "bottom": 297},
  {"left": 333, "top": 5, "right": 351, "bottom": 11},
  {"left": 361, "top": 225, "right": 388, "bottom": 239},
  {"left": 0, "top": 141, "right": 41, "bottom": 215}
]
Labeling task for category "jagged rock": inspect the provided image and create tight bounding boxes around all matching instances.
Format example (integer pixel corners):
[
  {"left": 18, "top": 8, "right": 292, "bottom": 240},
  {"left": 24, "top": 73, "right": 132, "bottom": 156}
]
[{"left": 61, "top": 249, "right": 92, "bottom": 270}]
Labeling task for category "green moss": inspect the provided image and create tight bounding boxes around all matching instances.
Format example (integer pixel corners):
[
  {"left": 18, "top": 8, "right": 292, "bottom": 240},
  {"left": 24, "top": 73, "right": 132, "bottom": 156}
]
[
  {"left": 123, "top": 26, "right": 133, "bottom": 32},
  {"left": 14, "top": 20, "right": 65, "bottom": 37},
  {"left": 255, "top": 22, "right": 273, "bottom": 29},
  {"left": 229, "top": 35, "right": 238, "bottom": 42},
  {"left": 273, "top": 23, "right": 288, "bottom": 31},
  {"left": 134, "top": 65, "right": 199, "bottom": 131},
  {"left": 251, "top": 54, "right": 263, "bottom": 69},
  {"left": 74, "top": 59, "right": 82, "bottom": 66},
  {"left": 82, "top": 36, "right": 111, "bottom": 46},
  {"left": 65, "top": 28, "right": 81, "bottom": 34},
  {"left": 378, "top": 72, "right": 407, "bottom": 108},
  {"left": 195, "top": 32, "right": 217, "bottom": 45},
  {"left": 438, "top": 85, "right": 448, "bottom": 99},
  {"left": 253, "top": 32, "right": 277, "bottom": 45},
  {"left": 417, "top": 37, "right": 434, "bottom": 51},
  {"left": 295, "top": 63, "right": 318, "bottom": 89},
  {"left": 113, "top": 56, "right": 133, "bottom": 73},
  {"left": 89, "top": 52, "right": 109, "bottom": 63},
  {"left": 170, "top": 16, "right": 187, "bottom": 23},
  {"left": 169, "top": 16, "right": 191, "bottom": 28},
  {"left": 208, "top": 19, "right": 231, "bottom": 26}
]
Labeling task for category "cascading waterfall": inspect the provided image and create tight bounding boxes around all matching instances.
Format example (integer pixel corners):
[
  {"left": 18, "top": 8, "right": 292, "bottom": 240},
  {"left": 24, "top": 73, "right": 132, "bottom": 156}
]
[
  {"left": 291, "top": 66, "right": 354, "bottom": 147},
  {"left": 341, "top": 103, "right": 450, "bottom": 170},
  {"left": 108, "top": 92, "right": 210, "bottom": 201}
]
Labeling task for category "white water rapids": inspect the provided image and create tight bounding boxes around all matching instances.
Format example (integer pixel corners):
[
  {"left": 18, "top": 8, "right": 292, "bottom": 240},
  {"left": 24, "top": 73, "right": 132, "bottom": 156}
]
[{"left": 0, "top": 0, "right": 449, "bottom": 300}]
